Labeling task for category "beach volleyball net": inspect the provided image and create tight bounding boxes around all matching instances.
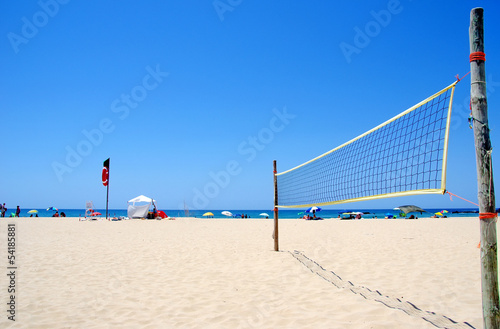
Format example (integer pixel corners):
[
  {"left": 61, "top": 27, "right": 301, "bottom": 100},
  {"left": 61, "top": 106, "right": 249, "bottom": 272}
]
[{"left": 276, "top": 81, "right": 457, "bottom": 208}]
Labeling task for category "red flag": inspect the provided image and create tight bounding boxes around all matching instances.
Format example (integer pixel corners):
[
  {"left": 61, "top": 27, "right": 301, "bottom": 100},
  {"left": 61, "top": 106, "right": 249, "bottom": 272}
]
[{"left": 102, "top": 158, "right": 110, "bottom": 186}]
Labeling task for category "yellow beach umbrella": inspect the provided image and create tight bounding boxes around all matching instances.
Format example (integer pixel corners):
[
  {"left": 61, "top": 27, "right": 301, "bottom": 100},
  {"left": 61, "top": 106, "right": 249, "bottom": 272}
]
[
  {"left": 28, "top": 210, "right": 38, "bottom": 214},
  {"left": 203, "top": 212, "right": 214, "bottom": 217},
  {"left": 435, "top": 212, "right": 443, "bottom": 216}
]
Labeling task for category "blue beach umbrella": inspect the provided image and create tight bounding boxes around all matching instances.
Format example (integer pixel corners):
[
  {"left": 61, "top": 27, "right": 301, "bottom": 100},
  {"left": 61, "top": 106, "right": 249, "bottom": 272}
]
[
  {"left": 306, "top": 206, "right": 322, "bottom": 213},
  {"left": 47, "top": 207, "right": 58, "bottom": 211}
]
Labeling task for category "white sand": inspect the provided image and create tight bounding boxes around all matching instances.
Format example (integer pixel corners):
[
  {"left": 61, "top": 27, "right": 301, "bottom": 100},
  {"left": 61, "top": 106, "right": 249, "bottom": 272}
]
[{"left": 0, "top": 217, "right": 489, "bottom": 328}]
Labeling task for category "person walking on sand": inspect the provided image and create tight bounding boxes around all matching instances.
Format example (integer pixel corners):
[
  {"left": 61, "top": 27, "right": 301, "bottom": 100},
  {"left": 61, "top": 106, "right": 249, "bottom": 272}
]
[
  {"left": 2, "top": 203, "right": 7, "bottom": 217},
  {"left": 16, "top": 206, "right": 20, "bottom": 217}
]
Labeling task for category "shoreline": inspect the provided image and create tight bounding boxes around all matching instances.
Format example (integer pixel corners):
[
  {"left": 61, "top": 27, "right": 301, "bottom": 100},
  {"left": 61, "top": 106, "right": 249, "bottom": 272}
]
[{"left": 1, "top": 215, "right": 481, "bottom": 221}]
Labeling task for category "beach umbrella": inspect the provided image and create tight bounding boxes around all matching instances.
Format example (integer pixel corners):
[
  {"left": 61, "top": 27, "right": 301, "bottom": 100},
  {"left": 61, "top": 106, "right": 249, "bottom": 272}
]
[
  {"left": 221, "top": 211, "right": 232, "bottom": 217},
  {"left": 397, "top": 205, "right": 426, "bottom": 214},
  {"left": 28, "top": 210, "right": 38, "bottom": 214},
  {"left": 306, "top": 206, "right": 322, "bottom": 213},
  {"left": 435, "top": 212, "right": 443, "bottom": 216},
  {"left": 46, "top": 207, "right": 58, "bottom": 211},
  {"left": 259, "top": 213, "right": 270, "bottom": 217},
  {"left": 441, "top": 210, "right": 449, "bottom": 213},
  {"left": 203, "top": 212, "right": 214, "bottom": 217},
  {"left": 157, "top": 210, "right": 168, "bottom": 219}
]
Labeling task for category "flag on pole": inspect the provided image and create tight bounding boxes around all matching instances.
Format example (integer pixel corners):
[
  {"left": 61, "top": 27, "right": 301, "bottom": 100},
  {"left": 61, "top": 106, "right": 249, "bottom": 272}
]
[{"left": 102, "top": 158, "right": 110, "bottom": 186}]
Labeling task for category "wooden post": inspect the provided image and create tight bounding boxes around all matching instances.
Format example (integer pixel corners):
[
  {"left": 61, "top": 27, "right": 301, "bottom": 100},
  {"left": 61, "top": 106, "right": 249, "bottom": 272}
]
[
  {"left": 273, "top": 160, "right": 279, "bottom": 251},
  {"left": 469, "top": 8, "right": 500, "bottom": 329}
]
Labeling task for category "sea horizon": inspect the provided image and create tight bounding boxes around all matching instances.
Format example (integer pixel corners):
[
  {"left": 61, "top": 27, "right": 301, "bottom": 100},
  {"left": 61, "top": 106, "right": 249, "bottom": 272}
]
[{"left": 12, "top": 207, "right": 482, "bottom": 219}]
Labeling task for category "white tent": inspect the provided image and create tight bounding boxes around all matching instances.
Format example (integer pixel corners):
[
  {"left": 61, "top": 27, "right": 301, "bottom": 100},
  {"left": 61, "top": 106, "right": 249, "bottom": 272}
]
[{"left": 127, "top": 195, "right": 156, "bottom": 219}]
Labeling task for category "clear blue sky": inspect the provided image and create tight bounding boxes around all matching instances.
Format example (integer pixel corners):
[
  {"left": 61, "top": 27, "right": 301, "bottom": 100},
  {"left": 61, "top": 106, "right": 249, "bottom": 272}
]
[{"left": 1, "top": 1, "right": 499, "bottom": 211}]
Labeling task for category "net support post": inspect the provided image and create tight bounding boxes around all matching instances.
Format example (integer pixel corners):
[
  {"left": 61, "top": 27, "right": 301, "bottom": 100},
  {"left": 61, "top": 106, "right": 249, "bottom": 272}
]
[
  {"left": 470, "top": 8, "right": 500, "bottom": 329},
  {"left": 273, "top": 160, "right": 279, "bottom": 251}
]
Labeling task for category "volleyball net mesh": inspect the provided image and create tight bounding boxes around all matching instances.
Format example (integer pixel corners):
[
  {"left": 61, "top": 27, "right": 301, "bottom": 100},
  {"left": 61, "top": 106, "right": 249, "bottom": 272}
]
[{"left": 276, "top": 82, "right": 457, "bottom": 208}]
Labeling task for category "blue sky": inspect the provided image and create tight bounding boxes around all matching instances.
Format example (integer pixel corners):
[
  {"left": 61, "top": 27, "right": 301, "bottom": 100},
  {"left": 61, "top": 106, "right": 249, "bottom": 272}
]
[{"left": 1, "top": 0, "right": 499, "bottom": 211}]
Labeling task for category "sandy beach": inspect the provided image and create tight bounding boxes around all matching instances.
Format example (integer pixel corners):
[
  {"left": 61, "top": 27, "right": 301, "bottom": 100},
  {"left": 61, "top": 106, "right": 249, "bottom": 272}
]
[{"left": 0, "top": 216, "right": 490, "bottom": 328}]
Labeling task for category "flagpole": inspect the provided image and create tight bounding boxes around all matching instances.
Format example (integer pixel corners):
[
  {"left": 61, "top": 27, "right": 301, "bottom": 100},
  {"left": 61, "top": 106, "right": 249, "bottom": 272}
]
[{"left": 106, "top": 183, "right": 109, "bottom": 220}]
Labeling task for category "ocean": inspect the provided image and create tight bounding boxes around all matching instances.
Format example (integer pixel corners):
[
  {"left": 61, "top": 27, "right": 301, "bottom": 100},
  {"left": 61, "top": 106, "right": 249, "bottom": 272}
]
[{"left": 16, "top": 207, "right": 480, "bottom": 219}]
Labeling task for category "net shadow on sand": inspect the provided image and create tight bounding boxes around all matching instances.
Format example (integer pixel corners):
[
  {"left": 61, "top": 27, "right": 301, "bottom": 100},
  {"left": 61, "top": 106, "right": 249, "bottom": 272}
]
[{"left": 290, "top": 250, "right": 475, "bottom": 329}]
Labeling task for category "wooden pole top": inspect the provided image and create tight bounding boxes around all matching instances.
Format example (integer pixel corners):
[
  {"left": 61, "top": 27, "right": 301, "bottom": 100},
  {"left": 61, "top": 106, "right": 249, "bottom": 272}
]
[{"left": 470, "top": 8, "right": 484, "bottom": 53}]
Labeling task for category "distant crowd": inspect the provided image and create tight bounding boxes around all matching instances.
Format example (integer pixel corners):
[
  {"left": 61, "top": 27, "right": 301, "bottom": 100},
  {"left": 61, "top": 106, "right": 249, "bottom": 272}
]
[
  {"left": 0, "top": 204, "right": 65, "bottom": 218},
  {"left": 0, "top": 203, "right": 19, "bottom": 217}
]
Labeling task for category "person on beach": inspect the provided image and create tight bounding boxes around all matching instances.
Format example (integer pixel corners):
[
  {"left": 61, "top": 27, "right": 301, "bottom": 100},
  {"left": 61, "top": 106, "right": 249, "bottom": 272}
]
[
  {"left": 53, "top": 211, "right": 59, "bottom": 217},
  {"left": 16, "top": 206, "right": 20, "bottom": 217},
  {"left": 1, "top": 203, "right": 6, "bottom": 217}
]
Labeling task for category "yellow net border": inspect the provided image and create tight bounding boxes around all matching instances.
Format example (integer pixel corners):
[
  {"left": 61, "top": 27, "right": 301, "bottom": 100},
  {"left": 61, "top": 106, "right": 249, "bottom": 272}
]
[{"left": 276, "top": 81, "right": 458, "bottom": 208}]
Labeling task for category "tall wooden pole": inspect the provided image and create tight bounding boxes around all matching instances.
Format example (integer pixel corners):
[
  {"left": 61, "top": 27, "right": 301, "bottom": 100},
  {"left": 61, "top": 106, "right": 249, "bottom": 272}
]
[
  {"left": 273, "top": 160, "right": 279, "bottom": 251},
  {"left": 469, "top": 8, "right": 499, "bottom": 329}
]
